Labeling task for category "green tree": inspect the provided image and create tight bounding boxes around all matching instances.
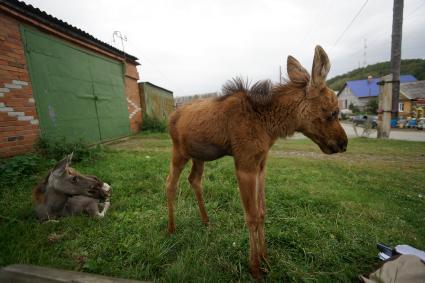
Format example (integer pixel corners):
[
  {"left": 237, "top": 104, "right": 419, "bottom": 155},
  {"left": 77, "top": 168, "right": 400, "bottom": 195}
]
[
  {"left": 365, "top": 98, "right": 379, "bottom": 114},
  {"left": 349, "top": 103, "right": 360, "bottom": 114}
]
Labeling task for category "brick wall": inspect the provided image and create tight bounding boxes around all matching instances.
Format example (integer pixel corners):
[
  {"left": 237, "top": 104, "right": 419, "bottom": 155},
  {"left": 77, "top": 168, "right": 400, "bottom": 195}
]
[
  {"left": 0, "top": 10, "right": 141, "bottom": 157},
  {"left": 0, "top": 12, "right": 39, "bottom": 157},
  {"left": 125, "top": 64, "right": 142, "bottom": 133}
]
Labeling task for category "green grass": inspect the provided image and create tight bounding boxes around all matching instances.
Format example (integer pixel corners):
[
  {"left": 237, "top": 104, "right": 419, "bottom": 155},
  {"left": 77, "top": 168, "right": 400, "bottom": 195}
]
[{"left": 1, "top": 135, "right": 424, "bottom": 282}]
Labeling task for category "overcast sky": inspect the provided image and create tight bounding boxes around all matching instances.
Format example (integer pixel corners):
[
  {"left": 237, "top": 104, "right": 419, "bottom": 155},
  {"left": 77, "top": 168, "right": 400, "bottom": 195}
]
[{"left": 23, "top": 0, "right": 425, "bottom": 96}]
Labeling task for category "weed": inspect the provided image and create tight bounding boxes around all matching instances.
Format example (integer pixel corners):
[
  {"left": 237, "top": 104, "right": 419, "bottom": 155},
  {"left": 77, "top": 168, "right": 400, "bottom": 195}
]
[
  {"left": 141, "top": 114, "right": 168, "bottom": 133},
  {"left": 0, "top": 154, "right": 50, "bottom": 187},
  {"left": 35, "top": 136, "right": 100, "bottom": 162}
]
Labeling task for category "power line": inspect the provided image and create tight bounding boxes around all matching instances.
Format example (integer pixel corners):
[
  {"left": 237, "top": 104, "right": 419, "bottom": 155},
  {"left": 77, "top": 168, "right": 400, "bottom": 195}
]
[
  {"left": 332, "top": 0, "right": 369, "bottom": 49},
  {"left": 407, "top": 0, "right": 425, "bottom": 16}
]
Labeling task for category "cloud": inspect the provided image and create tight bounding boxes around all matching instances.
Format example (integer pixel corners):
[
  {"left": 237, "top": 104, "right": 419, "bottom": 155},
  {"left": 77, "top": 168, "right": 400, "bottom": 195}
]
[{"left": 23, "top": 0, "right": 425, "bottom": 95}]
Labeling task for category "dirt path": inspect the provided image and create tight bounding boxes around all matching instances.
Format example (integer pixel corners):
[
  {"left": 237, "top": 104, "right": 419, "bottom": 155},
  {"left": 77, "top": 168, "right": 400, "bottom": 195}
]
[{"left": 271, "top": 150, "right": 425, "bottom": 164}]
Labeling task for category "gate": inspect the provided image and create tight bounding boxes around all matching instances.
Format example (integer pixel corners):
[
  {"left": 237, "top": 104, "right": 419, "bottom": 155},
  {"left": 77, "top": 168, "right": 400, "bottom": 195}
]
[{"left": 21, "top": 26, "right": 130, "bottom": 143}]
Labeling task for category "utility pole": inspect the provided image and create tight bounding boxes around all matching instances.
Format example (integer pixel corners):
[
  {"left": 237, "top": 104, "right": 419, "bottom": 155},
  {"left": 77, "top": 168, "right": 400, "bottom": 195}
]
[
  {"left": 390, "top": 0, "right": 404, "bottom": 121},
  {"left": 378, "top": 0, "right": 404, "bottom": 138}
]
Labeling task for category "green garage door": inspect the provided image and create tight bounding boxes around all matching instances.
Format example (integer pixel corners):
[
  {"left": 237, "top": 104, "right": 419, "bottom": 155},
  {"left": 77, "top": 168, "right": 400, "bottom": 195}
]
[{"left": 21, "top": 26, "right": 130, "bottom": 143}]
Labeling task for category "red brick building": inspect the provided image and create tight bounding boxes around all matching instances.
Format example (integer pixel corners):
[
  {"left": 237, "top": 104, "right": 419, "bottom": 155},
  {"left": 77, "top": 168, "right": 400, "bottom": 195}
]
[{"left": 0, "top": 0, "right": 142, "bottom": 157}]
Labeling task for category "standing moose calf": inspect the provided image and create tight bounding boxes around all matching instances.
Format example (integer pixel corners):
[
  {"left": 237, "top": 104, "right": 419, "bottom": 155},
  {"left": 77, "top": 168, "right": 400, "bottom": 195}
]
[{"left": 166, "top": 46, "right": 348, "bottom": 278}]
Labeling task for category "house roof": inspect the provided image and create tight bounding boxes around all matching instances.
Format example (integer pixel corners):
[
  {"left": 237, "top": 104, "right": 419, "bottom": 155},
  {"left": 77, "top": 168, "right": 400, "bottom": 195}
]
[
  {"left": 400, "top": 80, "right": 425, "bottom": 100},
  {"left": 140, "top": 82, "right": 173, "bottom": 94},
  {"left": 338, "top": 75, "right": 417, "bottom": 98},
  {"left": 1, "top": 0, "right": 139, "bottom": 63}
]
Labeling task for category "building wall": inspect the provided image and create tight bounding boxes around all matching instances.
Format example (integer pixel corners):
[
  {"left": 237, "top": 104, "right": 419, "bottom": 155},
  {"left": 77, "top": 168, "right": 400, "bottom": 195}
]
[
  {"left": 337, "top": 87, "right": 359, "bottom": 110},
  {"left": 398, "top": 99, "right": 412, "bottom": 118},
  {"left": 358, "top": 97, "right": 376, "bottom": 109},
  {"left": 0, "top": 12, "right": 39, "bottom": 157},
  {"left": 0, "top": 10, "right": 141, "bottom": 157},
  {"left": 140, "top": 83, "right": 174, "bottom": 121},
  {"left": 174, "top": 92, "right": 219, "bottom": 108}
]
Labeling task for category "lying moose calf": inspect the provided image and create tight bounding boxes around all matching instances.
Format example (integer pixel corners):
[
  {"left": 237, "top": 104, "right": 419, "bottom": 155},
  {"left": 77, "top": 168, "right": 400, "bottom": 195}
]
[{"left": 32, "top": 153, "right": 111, "bottom": 221}]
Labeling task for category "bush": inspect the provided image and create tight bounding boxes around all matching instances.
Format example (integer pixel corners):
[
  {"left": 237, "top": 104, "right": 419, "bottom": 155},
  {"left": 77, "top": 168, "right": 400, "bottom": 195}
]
[
  {"left": 349, "top": 103, "right": 361, "bottom": 114},
  {"left": 340, "top": 112, "right": 349, "bottom": 120},
  {"left": 35, "top": 137, "right": 100, "bottom": 162},
  {"left": 0, "top": 154, "right": 48, "bottom": 187},
  {"left": 0, "top": 137, "right": 101, "bottom": 188},
  {"left": 366, "top": 98, "right": 379, "bottom": 114},
  {"left": 141, "top": 114, "right": 167, "bottom": 133}
]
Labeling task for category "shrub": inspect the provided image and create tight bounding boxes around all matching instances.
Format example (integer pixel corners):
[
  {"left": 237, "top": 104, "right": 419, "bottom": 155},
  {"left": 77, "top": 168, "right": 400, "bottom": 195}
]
[
  {"left": 141, "top": 114, "right": 167, "bottom": 133},
  {"left": 35, "top": 137, "right": 100, "bottom": 162},
  {"left": 365, "top": 98, "right": 379, "bottom": 114},
  {"left": 340, "top": 112, "right": 349, "bottom": 120},
  {"left": 349, "top": 103, "right": 361, "bottom": 114},
  {"left": 0, "top": 154, "right": 47, "bottom": 187}
]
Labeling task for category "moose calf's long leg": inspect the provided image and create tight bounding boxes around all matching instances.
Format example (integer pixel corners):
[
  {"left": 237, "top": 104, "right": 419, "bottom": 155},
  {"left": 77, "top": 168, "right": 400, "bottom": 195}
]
[
  {"left": 167, "top": 149, "right": 188, "bottom": 233},
  {"left": 188, "top": 159, "right": 209, "bottom": 225},
  {"left": 236, "top": 169, "right": 261, "bottom": 279},
  {"left": 257, "top": 166, "right": 267, "bottom": 261}
]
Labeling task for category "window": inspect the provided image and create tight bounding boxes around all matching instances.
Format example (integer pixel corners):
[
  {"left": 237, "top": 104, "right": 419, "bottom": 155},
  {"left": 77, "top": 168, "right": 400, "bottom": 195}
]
[
  {"left": 398, "top": 102, "right": 404, "bottom": 112},
  {"left": 344, "top": 100, "right": 348, "bottom": 109}
]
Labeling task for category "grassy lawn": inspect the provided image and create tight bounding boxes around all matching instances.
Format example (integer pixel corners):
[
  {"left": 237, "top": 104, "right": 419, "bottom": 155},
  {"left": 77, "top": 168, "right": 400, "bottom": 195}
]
[{"left": 1, "top": 133, "right": 424, "bottom": 282}]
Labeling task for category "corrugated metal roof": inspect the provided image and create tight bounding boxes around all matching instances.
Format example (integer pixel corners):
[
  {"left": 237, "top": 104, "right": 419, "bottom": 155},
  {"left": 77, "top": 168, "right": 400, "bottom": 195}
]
[
  {"left": 400, "top": 80, "right": 425, "bottom": 100},
  {"left": 1, "top": 0, "right": 139, "bottom": 63},
  {"left": 341, "top": 75, "right": 417, "bottom": 98},
  {"left": 140, "top": 82, "right": 173, "bottom": 94}
]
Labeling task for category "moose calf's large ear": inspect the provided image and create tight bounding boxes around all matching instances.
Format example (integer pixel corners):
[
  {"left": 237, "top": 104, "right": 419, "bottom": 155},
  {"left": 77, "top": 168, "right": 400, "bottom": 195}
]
[
  {"left": 52, "top": 156, "right": 69, "bottom": 176},
  {"left": 287, "top": 56, "right": 310, "bottom": 84},
  {"left": 311, "top": 45, "right": 331, "bottom": 87}
]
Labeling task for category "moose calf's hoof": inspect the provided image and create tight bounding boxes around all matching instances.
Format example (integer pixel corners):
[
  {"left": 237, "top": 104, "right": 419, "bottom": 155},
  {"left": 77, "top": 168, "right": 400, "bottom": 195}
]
[
  {"left": 168, "top": 224, "right": 176, "bottom": 234},
  {"left": 250, "top": 267, "right": 262, "bottom": 281}
]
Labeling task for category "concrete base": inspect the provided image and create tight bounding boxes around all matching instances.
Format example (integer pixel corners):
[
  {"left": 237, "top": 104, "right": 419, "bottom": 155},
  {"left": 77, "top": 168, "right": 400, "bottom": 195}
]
[{"left": 0, "top": 264, "right": 149, "bottom": 283}]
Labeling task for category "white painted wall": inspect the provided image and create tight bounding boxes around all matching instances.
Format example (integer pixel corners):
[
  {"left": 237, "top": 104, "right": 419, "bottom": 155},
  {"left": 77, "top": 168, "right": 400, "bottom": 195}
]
[{"left": 337, "top": 87, "right": 360, "bottom": 110}]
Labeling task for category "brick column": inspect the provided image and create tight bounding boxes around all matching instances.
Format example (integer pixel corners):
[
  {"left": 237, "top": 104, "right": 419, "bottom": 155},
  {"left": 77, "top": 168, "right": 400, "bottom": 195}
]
[
  {"left": 0, "top": 12, "right": 40, "bottom": 157},
  {"left": 125, "top": 63, "right": 142, "bottom": 133}
]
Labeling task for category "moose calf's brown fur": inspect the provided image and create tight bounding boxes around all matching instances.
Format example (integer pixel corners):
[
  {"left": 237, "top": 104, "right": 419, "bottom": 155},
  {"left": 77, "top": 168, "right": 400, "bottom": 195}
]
[{"left": 166, "top": 46, "right": 348, "bottom": 279}]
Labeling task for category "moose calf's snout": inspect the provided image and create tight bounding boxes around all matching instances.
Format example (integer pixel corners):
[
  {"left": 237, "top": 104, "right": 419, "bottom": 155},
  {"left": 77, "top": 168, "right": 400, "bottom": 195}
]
[
  {"left": 339, "top": 140, "right": 347, "bottom": 152},
  {"left": 328, "top": 138, "right": 347, "bottom": 153}
]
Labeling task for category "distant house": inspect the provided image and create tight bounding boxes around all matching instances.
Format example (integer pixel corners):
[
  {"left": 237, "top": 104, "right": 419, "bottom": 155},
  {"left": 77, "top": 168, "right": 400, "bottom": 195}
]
[
  {"left": 337, "top": 75, "right": 417, "bottom": 111},
  {"left": 399, "top": 80, "right": 425, "bottom": 118},
  {"left": 139, "top": 82, "right": 174, "bottom": 121},
  {"left": 174, "top": 92, "right": 219, "bottom": 108}
]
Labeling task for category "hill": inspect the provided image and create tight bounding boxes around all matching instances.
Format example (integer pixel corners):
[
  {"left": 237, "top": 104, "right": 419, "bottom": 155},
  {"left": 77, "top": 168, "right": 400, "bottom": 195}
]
[{"left": 327, "top": 59, "right": 425, "bottom": 91}]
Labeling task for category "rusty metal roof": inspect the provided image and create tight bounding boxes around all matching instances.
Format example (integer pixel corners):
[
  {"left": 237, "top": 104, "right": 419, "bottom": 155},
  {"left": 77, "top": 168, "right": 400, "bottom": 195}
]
[
  {"left": 400, "top": 80, "right": 425, "bottom": 100},
  {"left": 140, "top": 82, "right": 173, "bottom": 94},
  {"left": 1, "top": 0, "right": 139, "bottom": 63}
]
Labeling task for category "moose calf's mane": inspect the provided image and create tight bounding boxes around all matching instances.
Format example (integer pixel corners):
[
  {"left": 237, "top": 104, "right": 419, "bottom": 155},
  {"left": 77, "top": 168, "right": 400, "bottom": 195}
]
[
  {"left": 218, "top": 76, "right": 310, "bottom": 139},
  {"left": 219, "top": 77, "right": 273, "bottom": 106}
]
